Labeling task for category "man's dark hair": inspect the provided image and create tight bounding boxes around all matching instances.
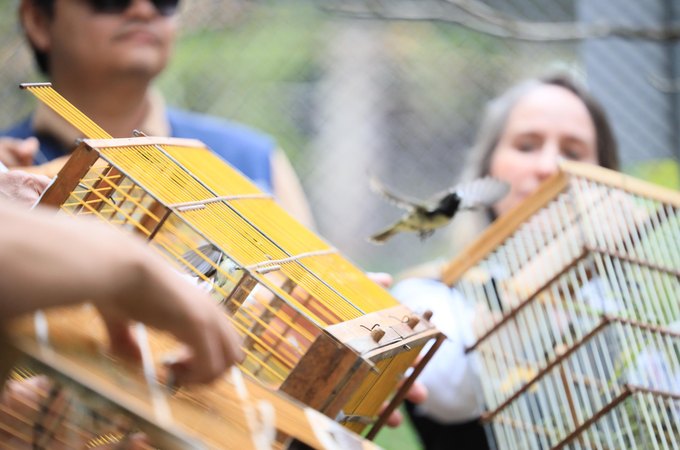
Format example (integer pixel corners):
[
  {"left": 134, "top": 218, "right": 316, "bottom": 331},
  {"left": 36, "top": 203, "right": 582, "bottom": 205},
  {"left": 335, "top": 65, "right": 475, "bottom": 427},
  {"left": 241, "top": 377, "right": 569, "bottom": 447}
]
[{"left": 23, "top": 0, "right": 55, "bottom": 75}]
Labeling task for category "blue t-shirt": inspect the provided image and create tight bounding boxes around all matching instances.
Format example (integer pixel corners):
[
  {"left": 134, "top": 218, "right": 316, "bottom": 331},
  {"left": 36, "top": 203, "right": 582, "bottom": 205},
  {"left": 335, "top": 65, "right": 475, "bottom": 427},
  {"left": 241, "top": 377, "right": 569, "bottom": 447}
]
[{"left": 1, "top": 108, "right": 275, "bottom": 192}]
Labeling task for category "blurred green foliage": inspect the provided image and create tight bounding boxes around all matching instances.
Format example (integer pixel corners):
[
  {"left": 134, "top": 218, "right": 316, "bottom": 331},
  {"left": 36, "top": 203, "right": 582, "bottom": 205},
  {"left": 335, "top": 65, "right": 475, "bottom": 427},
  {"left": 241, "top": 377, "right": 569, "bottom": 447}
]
[
  {"left": 373, "top": 406, "right": 423, "bottom": 450},
  {"left": 158, "top": 2, "right": 323, "bottom": 163},
  {"left": 625, "top": 158, "right": 680, "bottom": 190}
]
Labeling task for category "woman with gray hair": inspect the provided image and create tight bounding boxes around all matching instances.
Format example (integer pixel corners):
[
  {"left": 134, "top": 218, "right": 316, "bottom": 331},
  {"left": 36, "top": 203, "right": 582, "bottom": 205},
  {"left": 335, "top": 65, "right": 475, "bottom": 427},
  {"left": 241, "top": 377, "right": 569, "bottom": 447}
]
[
  {"left": 393, "top": 73, "right": 620, "bottom": 450},
  {"left": 446, "top": 74, "right": 619, "bottom": 256}
]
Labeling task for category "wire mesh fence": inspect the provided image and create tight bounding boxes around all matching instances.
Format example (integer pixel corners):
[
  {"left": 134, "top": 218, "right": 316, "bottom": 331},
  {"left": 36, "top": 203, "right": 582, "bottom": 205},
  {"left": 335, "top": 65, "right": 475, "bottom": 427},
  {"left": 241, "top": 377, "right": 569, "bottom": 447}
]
[{"left": 0, "top": 0, "right": 678, "bottom": 275}]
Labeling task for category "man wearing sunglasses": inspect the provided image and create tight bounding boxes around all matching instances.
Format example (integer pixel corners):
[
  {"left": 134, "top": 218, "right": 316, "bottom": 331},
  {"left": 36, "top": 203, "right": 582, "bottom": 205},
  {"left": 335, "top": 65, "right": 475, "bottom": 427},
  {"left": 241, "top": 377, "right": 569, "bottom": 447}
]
[{"left": 1, "top": 0, "right": 314, "bottom": 228}]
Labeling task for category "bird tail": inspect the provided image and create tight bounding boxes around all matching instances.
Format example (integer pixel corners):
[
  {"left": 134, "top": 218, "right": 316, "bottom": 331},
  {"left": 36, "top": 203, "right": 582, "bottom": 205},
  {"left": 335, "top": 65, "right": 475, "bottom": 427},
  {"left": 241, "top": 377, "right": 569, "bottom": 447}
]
[{"left": 369, "top": 226, "right": 399, "bottom": 244}]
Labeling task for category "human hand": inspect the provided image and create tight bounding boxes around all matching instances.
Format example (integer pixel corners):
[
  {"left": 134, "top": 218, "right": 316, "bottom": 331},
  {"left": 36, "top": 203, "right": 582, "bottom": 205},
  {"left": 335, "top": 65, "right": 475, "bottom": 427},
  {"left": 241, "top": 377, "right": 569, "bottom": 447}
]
[
  {"left": 0, "top": 137, "right": 39, "bottom": 167},
  {"left": 367, "top": 271, "right": 393, "bottom": 288},
  {"left": 0, "top": 203, "right": 244, "bottom": 385},
  {"left": 0, "top": 170, "right": 51, "bottom": 206},
  {"left": 95, "top": 245, "right": 245, "bottom": 385}
]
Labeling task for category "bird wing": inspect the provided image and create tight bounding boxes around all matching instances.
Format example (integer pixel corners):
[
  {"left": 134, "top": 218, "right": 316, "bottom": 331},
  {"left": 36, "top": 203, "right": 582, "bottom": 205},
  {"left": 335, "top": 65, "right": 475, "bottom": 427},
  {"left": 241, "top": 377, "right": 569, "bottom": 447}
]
[
  {"left": 454, "top": 177, "right": 510, "bottom": 210},
  {"left": 179, "top": 243, "right": 223, "bottom": 277},
  {"left": 369, "top": 175, "right": 425, "bottom": 212}
]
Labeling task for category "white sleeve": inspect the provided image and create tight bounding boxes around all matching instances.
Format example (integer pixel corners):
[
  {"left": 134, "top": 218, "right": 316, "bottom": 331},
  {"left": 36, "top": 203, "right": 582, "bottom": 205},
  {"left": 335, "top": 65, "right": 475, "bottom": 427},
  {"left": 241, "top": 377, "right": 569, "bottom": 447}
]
[{"left": 392, "top": 278, "right": 485, "bottom": 423}]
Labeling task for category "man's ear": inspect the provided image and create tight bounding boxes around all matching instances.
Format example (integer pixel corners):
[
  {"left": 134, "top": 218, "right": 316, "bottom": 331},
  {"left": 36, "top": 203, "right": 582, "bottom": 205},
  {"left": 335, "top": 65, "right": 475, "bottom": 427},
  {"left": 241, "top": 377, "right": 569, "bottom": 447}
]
[{"left": 19, "top": 0, "right": 52, "bottom": 53}]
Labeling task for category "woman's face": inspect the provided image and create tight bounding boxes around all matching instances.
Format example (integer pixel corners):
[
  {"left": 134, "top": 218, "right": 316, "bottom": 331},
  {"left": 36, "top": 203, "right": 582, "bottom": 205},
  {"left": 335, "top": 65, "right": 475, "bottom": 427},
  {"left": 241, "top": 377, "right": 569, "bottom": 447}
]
[{"left": 490, "top": 85, "right": 598, "bottom": 216}]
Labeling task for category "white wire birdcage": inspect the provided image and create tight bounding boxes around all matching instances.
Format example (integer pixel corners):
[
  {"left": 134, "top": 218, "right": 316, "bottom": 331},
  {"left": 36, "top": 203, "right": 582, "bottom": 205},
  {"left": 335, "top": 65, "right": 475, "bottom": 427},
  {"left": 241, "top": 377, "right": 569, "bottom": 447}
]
[{"left": 442, "top": 160, "right": 680, "bottom": 449}]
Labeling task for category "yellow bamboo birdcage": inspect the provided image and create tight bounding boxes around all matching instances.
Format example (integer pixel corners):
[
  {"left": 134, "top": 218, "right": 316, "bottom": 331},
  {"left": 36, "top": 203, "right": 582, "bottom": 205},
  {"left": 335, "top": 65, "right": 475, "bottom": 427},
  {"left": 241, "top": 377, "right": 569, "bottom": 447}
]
[
  {"left": 442, "top": 161, "right": 680, "bottom": 449},
  {"left": 2, "top": 305, "right": 383, "bottom": 450},
  {"left": 2, "top": 82, "right": 443, "bottom": 446}
]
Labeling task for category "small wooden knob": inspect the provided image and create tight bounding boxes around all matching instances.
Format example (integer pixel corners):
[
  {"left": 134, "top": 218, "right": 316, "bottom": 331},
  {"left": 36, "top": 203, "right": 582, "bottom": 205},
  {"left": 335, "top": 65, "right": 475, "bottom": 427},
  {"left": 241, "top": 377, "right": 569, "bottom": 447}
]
[
  {"left": 423, "top": 310, "right": 433, "bottom": 321},
  {"left": 371, "top": 326, "right": 386, "bottom": 342},
  {"left": 406, "top": 315, "right": 420, "bottom": 329}
]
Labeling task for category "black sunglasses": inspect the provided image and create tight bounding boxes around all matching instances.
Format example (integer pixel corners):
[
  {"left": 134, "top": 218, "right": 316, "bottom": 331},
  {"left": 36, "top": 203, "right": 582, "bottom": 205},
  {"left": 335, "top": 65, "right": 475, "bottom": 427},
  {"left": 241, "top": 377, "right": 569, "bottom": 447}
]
[{"left": 87, "top": 0, "right": 180, "bottom": 16}]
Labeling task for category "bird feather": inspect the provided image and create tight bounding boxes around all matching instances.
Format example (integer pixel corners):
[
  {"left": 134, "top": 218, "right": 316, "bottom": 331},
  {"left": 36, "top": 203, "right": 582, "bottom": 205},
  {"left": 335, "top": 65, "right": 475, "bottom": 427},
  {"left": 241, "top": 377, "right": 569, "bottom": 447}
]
[
  {"left": 455, "top": 176, "right": 510, "bottom": 210},
  {"left": 369, "top": 175, "right": 426, "bottom": 211}
]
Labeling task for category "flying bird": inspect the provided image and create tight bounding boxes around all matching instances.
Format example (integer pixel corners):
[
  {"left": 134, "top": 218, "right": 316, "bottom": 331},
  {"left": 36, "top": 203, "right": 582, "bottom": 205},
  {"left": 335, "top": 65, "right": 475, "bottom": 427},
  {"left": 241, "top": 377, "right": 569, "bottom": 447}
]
[{"left": 368, "top": 175, "right": 509, "bottom": 243}]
